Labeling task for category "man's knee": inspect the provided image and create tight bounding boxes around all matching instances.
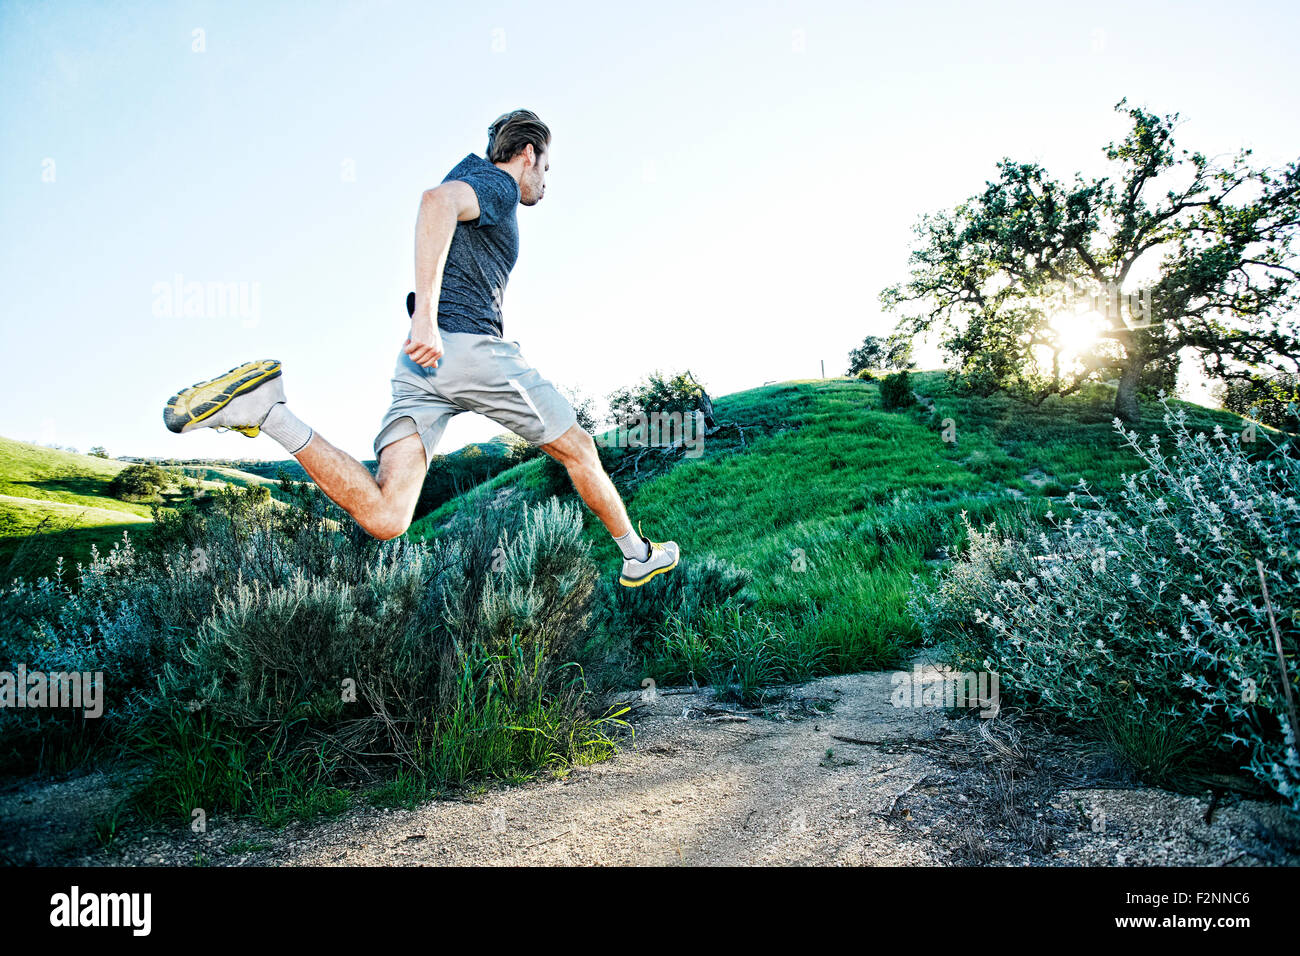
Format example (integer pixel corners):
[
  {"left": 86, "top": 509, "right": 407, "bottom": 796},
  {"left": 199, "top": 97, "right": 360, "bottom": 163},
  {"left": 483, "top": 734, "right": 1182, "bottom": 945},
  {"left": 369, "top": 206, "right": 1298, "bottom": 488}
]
[
  {"left": 542, "top": 424, "right": 597, "bottom": 468},
  {"left": 367, "top": 433, "right": 426, "bottom": 539},
  {"left": 369, "top": 520, "right": 408, "bottom": 541},
  {"left": 356, "top": 502, "right": 410, "bottom": 538}
]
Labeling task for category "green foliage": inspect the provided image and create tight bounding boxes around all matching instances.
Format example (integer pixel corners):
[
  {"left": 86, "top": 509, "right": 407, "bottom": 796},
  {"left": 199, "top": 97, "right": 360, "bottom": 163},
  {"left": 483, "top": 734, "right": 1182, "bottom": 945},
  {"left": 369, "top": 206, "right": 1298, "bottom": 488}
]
[
  {"left": 420, "top": 374, "right": 1252, "bottom": 702},
  {"left": 413, "top": 445, "right": 515, "bottom": 520},
  {"left": 561, "top": 385, "right": 604, "bottom": 434},
  {"left": 1, "top": 476, "right": 620, "bottom": 820},
  {"left": 651, "top": 605, "right": 829, "bottom": 705},
  {"left": 1138, "top": 352, "right": 1181, "bottom": 399},
  {"left": 847, "top": 333, "right": 915, "bottom": 376},
  {"left": 883, "top": 99, "right": 1300, "bottom": 422},
  {"left": 88, "top": 447, "right": 109, "bottom": 459},
  {"left": 595, "top": 551, "right": 752, "bottom": 656},
  {"left": 107, "top": 463, "right": 171, "bottom": 501},
  {"left": 856, "top": 368, "right": 877, "bottom": 381},
  {"left": 912, "top": 398, "right": 1300, "bottom": 807},
  {"left": 880, "top": 370, "right": 915, "bottom": 410},
  {"left": 608, "top": 369, "right": 711, "bottom": 426},
  {"left": 1221, "top": 371, "right": 1300, "bottom": 433}
]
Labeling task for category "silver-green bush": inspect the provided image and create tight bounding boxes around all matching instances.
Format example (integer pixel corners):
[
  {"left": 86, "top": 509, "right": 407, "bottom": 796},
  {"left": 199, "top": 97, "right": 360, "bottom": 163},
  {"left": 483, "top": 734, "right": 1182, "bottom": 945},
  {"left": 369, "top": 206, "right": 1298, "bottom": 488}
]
[{"left": 912, "top": 400, "right": 1300, "bottom": 808}]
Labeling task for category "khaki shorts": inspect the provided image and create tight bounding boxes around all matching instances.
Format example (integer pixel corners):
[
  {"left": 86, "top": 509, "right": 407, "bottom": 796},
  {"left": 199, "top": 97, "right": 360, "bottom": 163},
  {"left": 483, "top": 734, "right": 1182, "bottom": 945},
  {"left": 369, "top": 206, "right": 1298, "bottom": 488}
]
[{"left": 373, "top": 332, "right": 578, "bottom": 468}]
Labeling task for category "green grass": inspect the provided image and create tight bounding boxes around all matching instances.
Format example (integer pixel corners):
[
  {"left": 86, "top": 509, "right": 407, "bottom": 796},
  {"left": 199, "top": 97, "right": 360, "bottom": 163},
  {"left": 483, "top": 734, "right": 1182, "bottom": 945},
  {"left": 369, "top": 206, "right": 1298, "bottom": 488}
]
[
  {"left": 0, "top": 436, "right": 150, "bottom": 515},
  {"left": 5, "top": 371, "right": 1263, "bottom": 835},
  {"left": 161, "top": 464, "right": 284, "bottom": 491},
  {"left": 0, "top": 437, "right": 286, "bottom": 581},
  {"left": 0, "top": 437, "right": 159, "bottom": 580},
  {"left": 409, "top": 372, "right": 1251, "bottom": 677},
  {"left": 127, "top": 644, "right": 626, "bottom": 828}
]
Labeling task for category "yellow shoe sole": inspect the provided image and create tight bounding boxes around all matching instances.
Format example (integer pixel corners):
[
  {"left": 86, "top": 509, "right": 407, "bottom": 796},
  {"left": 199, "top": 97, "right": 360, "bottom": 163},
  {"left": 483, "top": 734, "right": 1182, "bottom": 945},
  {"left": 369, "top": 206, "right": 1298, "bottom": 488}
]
[
  {"left": 163, "top": 359, "right": 281, "bottom": 435},
  {"left": 618, "top": 553, "right": 679, "bottom": 588}
]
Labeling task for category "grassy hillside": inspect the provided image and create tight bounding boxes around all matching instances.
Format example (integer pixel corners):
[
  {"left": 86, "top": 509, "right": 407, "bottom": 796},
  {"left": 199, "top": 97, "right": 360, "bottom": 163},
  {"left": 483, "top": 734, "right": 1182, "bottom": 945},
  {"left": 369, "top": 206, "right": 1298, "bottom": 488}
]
[
  {"left": 0, "top": 429, "right": 519, "bottom": 583},
  {"left": 0, "top": 437, "right": 156, "bottom": 579},
  {"left": 0, "top": 437, "right": 277, "bottom": 581},
  {"left": 163, "top": 464, "right": 284, "bottom": 491},
  {"left": 409, "top": 372, "right": 1249, "bottom": 671}
]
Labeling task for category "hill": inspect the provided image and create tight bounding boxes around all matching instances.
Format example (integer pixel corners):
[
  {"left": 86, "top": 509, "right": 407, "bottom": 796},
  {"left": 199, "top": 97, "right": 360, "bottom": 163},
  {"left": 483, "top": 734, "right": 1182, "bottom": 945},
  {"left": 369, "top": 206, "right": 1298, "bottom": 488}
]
[
  {"left": 0, "top": 430, "right": 537, "bottom": 583},
  {"left": 408, "top": 371, "right": 1250, "bottom": 671},
  {"left": 0, "top": 437, "right": 158, "bottom": 579},
  {"left": 0, "top": 437, "right": 282, "bottom": 580}
]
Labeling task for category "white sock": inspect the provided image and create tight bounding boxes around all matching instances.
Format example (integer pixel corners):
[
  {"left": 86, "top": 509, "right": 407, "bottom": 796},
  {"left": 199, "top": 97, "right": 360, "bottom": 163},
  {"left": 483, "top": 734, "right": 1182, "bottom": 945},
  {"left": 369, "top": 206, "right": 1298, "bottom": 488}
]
[
  {"left": 614, "top": 527, "right": 650, "bottom": 562},
  {"left": 261, "top": 402, "right": 314, "bottom": 455}
]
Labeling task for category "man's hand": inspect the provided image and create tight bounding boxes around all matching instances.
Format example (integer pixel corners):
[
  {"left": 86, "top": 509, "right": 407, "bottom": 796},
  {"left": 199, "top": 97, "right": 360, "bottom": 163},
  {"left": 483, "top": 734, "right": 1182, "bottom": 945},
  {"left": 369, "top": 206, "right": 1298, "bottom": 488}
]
[{"left": 404, "top": 314, "right": 444, "bottom": 368}]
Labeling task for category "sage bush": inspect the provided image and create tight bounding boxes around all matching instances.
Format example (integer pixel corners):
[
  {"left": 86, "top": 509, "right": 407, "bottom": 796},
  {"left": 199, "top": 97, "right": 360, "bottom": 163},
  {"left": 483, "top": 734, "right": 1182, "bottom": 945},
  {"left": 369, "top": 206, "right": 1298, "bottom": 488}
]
[
  {"left": 2, "top": 482, "right": 620, "bottom": 819},
  {"left": 912, "top": 400, "right": 1300, "bottom": 808}
]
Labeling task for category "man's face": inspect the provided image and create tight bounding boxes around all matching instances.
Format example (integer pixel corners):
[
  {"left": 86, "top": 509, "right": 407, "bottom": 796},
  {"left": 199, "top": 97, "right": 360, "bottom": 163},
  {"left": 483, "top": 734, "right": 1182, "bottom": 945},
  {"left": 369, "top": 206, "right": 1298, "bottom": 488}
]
[{"left": 520, "top": 144, "right": 548, "bottom": 206}]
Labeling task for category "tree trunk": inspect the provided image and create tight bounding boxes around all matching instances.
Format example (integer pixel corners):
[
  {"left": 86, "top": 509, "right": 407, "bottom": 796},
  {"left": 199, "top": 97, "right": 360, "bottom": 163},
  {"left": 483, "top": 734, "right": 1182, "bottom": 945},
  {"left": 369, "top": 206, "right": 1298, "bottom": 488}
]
[
  {"left": 1115, "top": 361, "right": 1143, "bottom": 423},
  {"left": 696, "top": 387, "right": 719, "bottom": 432},
  {"left": 686, "top": 369, "right": 719, "bottom": 431}
]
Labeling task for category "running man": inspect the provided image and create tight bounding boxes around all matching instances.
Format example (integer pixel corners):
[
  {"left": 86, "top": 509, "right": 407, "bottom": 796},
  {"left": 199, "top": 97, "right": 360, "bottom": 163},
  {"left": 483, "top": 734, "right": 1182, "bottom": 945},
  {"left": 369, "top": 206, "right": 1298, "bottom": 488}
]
[{"left": 162, "top": 109, "right": 679, "bottom": 587}]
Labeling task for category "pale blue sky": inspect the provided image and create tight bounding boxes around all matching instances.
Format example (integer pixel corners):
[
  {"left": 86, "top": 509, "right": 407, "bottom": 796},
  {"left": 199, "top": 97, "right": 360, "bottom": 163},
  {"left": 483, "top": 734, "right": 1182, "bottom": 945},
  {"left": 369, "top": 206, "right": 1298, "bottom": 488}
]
[{"left": 2, "top": 0, "right": 1297, "bottom": 460}]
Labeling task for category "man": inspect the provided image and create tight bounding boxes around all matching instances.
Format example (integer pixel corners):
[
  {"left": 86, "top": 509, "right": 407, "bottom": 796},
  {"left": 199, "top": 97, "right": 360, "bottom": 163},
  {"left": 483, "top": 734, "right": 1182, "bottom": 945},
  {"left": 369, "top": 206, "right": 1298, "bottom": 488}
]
[{"left": 163, "top": 109, "right": 679, "bottom": 587}]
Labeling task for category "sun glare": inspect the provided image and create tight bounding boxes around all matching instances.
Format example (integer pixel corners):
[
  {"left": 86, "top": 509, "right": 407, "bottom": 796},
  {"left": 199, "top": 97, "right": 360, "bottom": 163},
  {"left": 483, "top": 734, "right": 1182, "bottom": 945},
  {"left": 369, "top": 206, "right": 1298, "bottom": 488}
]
[{"left": 1049, "top": 310, "right": 1108, "bottom": 360}]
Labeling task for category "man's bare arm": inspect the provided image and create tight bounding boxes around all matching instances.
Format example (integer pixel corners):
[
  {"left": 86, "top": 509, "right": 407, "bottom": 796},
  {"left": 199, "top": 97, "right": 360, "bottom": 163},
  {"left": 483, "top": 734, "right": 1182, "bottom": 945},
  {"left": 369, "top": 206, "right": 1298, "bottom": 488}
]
[{"left": 405, "top": 181, "right": 482, "bottom": 368}]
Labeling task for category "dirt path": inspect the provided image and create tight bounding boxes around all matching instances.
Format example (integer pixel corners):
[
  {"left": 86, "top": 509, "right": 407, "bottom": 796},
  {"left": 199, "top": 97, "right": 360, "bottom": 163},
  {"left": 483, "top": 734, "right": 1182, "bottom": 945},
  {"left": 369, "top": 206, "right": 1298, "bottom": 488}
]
[
  {"left": 281, "top": 670, "right": 949, "bottom": 867},
  {"left": 3, "top": 654, "right": 1288, "bottom": 867}
]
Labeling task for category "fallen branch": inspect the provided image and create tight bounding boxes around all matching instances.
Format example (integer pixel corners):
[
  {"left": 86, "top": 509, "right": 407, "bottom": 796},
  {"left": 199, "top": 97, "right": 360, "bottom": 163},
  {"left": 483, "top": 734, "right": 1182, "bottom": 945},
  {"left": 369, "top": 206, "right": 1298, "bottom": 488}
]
[
  {"left": 608, "top": 418, "right": 779, "bottom": 477},
  {"left": 882, "top": 776, "right": 927, "bottom": 817}
]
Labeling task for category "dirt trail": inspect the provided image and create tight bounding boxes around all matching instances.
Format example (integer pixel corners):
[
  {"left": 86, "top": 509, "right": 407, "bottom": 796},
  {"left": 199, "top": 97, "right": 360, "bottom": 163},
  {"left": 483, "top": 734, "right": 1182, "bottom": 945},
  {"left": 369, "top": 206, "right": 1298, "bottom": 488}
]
[
  {"left": 5, "top": 653, "right": 1289, "bottom": 868},
  {"left": 283, "top": 670, "right": 949, "bottom": 867}
]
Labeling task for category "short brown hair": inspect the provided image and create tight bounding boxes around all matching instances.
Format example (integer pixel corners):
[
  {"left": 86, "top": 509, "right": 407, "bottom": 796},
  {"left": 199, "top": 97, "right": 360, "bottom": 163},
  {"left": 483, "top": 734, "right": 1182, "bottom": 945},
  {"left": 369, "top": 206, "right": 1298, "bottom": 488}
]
[{"left": 486, "top": 109, "right": 550, "bottom": 164}]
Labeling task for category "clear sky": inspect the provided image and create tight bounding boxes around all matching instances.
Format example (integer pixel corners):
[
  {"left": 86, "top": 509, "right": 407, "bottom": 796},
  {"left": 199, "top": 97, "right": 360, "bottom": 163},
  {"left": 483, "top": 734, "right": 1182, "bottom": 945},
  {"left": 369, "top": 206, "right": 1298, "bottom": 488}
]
[{"left": 2, "top": 0, "right": 1298, "bottom": 461}]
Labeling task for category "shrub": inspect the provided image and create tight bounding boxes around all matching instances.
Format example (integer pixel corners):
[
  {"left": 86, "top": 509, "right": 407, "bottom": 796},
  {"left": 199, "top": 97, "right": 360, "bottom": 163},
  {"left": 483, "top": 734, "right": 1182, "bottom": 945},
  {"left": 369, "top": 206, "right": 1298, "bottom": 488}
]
[
  {"left": 108, "top": 463, "right": 170, "bottom": 501},
  {"left": 880, "top": 370, "right": 915, "bottom": 410},
  {"left": 608, "top": 370, "right": 710, "bottom": 426},
  {"left": 414, "top": 447, "right": 516, "bottom": 519},
  {"left": 856, "top": 368, "right": 877, "bottom": 381},
  {"left": 1, "top": 479, "right": 621, "bottom": 819},
  {"left": 911, "top": 399, "right": 1300, "bottom": 808},
  {"left": 594, "top": 552, "right": 752, "bottom": 658},
  {"left": 1220, "top": 372, "right": 1300, "bottom": 434},
  {"left": 651, "top": 605, "right": 829, "bottom": 704},
  {"left": 847, "top": 333, "right": 915, "bottom": 376}
]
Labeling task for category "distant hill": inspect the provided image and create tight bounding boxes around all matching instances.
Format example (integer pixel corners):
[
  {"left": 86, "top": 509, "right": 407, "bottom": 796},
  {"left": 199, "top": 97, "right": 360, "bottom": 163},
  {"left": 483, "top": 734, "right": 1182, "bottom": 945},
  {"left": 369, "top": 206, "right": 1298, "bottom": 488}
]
[
  {"left": 0, "top": 437, "right": 158, "bottom": 580},
  {"left": 162, "top": 463, "right": 287, "bottom": 489},
  {"left": 120, "top": 456, "right": 313, "bottom": 483},
  {"left": 0, "top": 437, "right": 280, "bottom": 581},
  {"left": 0, "top": 431, "right": 537, "bottom": 582},
  {"left": 119, "top": 435, "right": 512, "bottom": 486}
]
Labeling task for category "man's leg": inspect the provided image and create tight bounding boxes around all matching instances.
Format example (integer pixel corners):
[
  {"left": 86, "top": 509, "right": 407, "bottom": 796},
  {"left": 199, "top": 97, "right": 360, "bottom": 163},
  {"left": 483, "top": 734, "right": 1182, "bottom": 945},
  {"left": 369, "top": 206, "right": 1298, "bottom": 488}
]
[
  {"left": 162, "top": 358, "right": 429, "bottom": 540},
  {"left": 540, "top": 423, "right": 680, "bottom": 585},
  {"left": 293, "top": 431, "right": 428, "bottom": 540},
  {"left": 540, "top": 424, "right": 633, "bottom": 536}
]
